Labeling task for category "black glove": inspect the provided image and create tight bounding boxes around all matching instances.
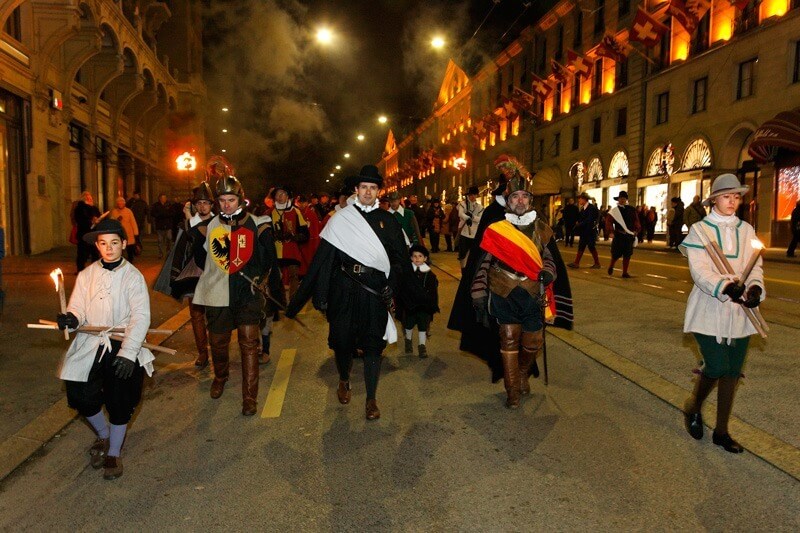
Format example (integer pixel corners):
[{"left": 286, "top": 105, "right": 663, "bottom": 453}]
[
  {"left": 473, "top": 297, "right": 490, "bottom": 328},
  {"left": 380, "top": 286, "right": 395, "bottom": 314},
  {"left": 465, "top": 218, "right": 473, "bottom": 227},
  {"left": 722, "top": 282, "right": 746, "bottom": 302},
  {"left": 112, "top": 356, "right": 136, "bottom": 379},
  {"left": 538, "top": 270, "right": 555, "bottom": 287},
  {"left": 57, "top": 312, "right": 79, "bottom": 330},
  {"left": 743, "top": 285, "right": 763, "bottom": 308}
]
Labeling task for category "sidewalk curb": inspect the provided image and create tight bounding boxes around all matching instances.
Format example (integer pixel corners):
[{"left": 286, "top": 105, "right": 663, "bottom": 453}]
[
  {"left": 586, "top": 239, "right": 800, "bottom": 265},
  {"left": 547, "top": 327, "right": 800, "bottom": 481},
  {"left": 0, "top": 306, "right": 191, "bottom": 482}
]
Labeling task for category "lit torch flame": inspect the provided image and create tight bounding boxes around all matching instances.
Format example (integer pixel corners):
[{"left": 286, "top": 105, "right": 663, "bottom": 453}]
[
  {"left": 751, "top": 239, "right": 764, "bottom": 250},
  {"left": 50, "top": 268, "right": 62, "bottom": 292}
]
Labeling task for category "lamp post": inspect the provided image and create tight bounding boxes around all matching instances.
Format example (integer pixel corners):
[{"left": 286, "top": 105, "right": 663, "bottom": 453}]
[{"left": 175, "top": 152, "right": 197, "bottom": 195}]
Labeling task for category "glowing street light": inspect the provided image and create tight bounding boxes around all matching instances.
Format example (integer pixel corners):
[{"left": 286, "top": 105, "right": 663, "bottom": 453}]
[
  {"left": 221, "top": 149, "right": 227, "bottom": 153},
  {"left": 316, "top": 27, "right": 334, "bottom": 45},
  {"left": 330, "top": 173, "right": 335, "bottom": 177},
  {"left": 222, "top": 129, "right": 228, "bottom": 133},
  {"left": 356, "top": 134, "right": 365, "bottom": 141},
  {"left": 221, "top": 107, "right": 229, "bottom": 112},
  {"left": 344, "top": 153, "right": 351, "bottom": 159},
  {"left": 377, "top": 115, "right": 388, "bottom": 124},
  {"left": 326, "top": 179, "right": 330, "bottom": 183},
  {"left": 335, "top": 165, "right": 341, "bottom": 170},
  {"left": 431, "top": 36, "right": 445, "bottom": 49}
]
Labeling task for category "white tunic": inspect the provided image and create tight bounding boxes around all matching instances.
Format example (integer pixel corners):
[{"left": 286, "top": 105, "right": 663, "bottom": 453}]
[
  {"left": 58, "top": 260, "right": 154, "bottom": 382},
  {"left": 679, "top": 211, "right": 765, "bottom": 343}
]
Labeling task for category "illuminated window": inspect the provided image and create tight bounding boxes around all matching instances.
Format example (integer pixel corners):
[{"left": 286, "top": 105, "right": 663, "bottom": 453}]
[
  {"left": 646, "top": 146, "right": 674, "bottom": 176},
  {"left": 777, "top": 166, "right": 800, "bottom": 220},
  {"left": 682, "top": 139, "right": 712, "bottom": 170},
  {"left": 500, "top": 120, "right": 507, "bottom": 142},
  {"left": 489, "top": 132, "right": 496, "bottom": 146},
  {"left": 511, "top": 117, "right": 520, "bottom": 136},
  {"left": 608, "top": 151, "right": 629, "bottom": 178},
  {"left": 480, "top": 138, "right": 487, "bottom": 151},
  {"left": 587, "top": 157, "right": 604, "bottom": 182}
]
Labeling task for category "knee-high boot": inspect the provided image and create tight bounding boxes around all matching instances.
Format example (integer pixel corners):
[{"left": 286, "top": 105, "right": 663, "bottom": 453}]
[
  {"left": 713, "top": 376, "right": 743, "bottom": 453},
  {"left": 499, "top": 324, "right": 522, "bottom": 408},
  {"left": 209, "top": 331, "right": 232, "bottom": 399},
  {"left": 238, "top": 324, "right": 261, "bottom": 416},
  {"left": 519, "top": 330, "right": 544, "bottom": 395},
  {"left": 684, "top": 373, "right": 716, "bottom": 439},
  {"left": 189, "top": 301, "right": 209, "bottom": 367}
]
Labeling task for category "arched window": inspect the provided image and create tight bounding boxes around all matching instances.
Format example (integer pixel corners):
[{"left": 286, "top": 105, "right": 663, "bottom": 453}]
[
  {"left": 646, "top": 144, "right": 675, "bottom": 176},
  {"left": 587, "top": 157, "right": 603, "bottom": 182},
  {"left": 608, "top": 151, "right": 629, "bottom": 178},
  {"left": 682, "top": 138, "right": 712, "bottom": 170}
]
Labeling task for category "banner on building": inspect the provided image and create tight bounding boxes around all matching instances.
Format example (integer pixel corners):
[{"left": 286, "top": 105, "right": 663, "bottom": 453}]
[
  {"left": 630, "top": 7, "right": 669, "bottom": 47},
  {"left": 594, "top": 33, "right": 629, "bottom": 62},
  {"left": 567, "top": 49, "right": 594, "bottom": 79},
  {"left": 551, "top": 59, "right": 572, "bottom": 84},
  {"left": 531, "top": 75, "right": 554, "bottom": 99},
  {"left": 667, "top": 0, "right": 697, "bottom": 33}
]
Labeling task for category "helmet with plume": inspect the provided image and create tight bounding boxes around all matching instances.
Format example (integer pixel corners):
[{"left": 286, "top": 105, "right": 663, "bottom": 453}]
[
  {"left": 206, "top": 155, "right": 235, "bottom": 181},
  {"left": 495, "top": 154, "right": 535, "bottom": 201}
]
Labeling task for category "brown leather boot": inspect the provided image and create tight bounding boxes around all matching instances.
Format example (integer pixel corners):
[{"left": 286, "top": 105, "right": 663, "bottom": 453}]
[
  {"left": 190, "top": 301, "right": 209, "bottom": 368},
  {"left": 499, "top": 324, "right": 522, "bottom": 408},
  {"left": 209, "top": 331, "right": 231, "bottom": 399},
  {"left": 337, "top": 381, "right": 352, "bottom": 404},
  {"left": 366, "top": 399, "right": 381, "bottom": 420},
  {"left": 519, "top": 330, "right": 544, "bottom": 395},
  {"left": 238, "top": 324, "right": 261, "bottom": 416}
]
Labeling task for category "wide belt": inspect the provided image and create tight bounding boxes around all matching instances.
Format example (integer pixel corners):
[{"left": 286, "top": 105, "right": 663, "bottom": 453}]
[{"left": 341, "top": 262, "right": 378, "bottom": 275}]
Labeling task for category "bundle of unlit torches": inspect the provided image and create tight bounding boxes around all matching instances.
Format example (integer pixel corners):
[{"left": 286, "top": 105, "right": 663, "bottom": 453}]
[
  {"left": 694, "top": 228, "right": 769, "bottom": 339},
  {"left": 26, "top": 268, "right": 177, "bottom": 355}
]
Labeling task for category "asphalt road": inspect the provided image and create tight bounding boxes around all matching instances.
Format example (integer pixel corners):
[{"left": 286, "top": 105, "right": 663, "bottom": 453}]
[{"left": 1, "top": 250, "right": 797, "bottom": 531}]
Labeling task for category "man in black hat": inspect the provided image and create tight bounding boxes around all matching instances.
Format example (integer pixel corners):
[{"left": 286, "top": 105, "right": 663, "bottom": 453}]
[
  {"left": 191, "top": 174, "right": 283, "bottom": 416},
  {"left": 56, "top": 218, "right": 153, "bottom": 480},
  {"left": 456, "top": 186, "right": 484, "bottom": 268},
  {"left": 286, "top": 165, "right": 420, "bottom": 420},
  {"left": 567, "top": 192, "right": 601, "bottom": 269},
  {"left": 605, "top": 190, "right": 640, "bottom": 278}
]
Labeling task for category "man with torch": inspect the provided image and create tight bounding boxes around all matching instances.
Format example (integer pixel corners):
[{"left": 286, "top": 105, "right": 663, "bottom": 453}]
[
  {"left": 55, "top": 218, "right": 154, "bottom": 480},
  {"left": 678, "top": 174, "right": 765, "bottom": 454}
]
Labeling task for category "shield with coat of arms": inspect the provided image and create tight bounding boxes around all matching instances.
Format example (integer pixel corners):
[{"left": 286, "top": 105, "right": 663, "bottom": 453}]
[{"left": 209, "top": 225, "right": 254, "bottom": 273}]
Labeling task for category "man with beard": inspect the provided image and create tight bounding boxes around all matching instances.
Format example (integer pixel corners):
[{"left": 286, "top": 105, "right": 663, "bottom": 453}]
[
  {"left": 470, "top": 174, "right": 557, "bottom": 408},
  {"left": 448, "top": 155, "right": 573, "bottom": 383},
  {"left": 286, "top": 165, "right": 420, "bottom": 420},
  {"left": 191, "top": 173, "right": 282, "bottom": 416}
]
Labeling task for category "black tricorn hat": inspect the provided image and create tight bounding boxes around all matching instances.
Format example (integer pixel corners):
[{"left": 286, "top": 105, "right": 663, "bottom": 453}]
[
  {"left": 83, "top": 218, "right": 127, "bottom": 245},
  {"left": 613, "top": 190, "right": 629, "bottom": 201},
  {"left": 346, "top": 165, "right": 384, "bottom": 191}
]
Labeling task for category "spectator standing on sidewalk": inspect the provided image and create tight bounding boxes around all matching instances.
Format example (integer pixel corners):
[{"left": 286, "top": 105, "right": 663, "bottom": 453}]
[
  {"left": 562, "top": 197, "right": 579, "bottom": 247},
  {"left": 74, "top": 191, "right": 101, "bottom": 272},
  {"left": 447, "top": 200, "right": 460, "bottom": 251},
  {"left": 685, "top": 195, "right": 706, "bottom": 229},
  {"left": 150, "top": 194, "right": 173, "bottom": 258},
  {"left": 567, "top": 192, "right": 601, "bottom": 269},
  {"left": 646, "top": 206, "right": 658, "bottom": 243},
  {"left": 426, "top": 198, "right": 445, "bottom": 253},
  {"left": 788, "top": 200, "right": 800, "bottom": 257},
  {"left": 388, "top": 192, "right": 421, "bottom": 246},
  {"left": 126, "top": 191, "right": 149, "bottom": 237},
  {"left": 668, "top": 197, "right": 685, "bottom": 248},
  {"left": 108, "top": 197, "right": 139, "bottom": 263},
  {"left": 457, "top": 186, "right": 483, "bottom": 268},
  {"left": 680, "top": 174, "right": 765, "bottom": 454},
  {"left": 408, "top": 194, "right": 427, "bottom": 240},
  {"left": 599, "top": 205, "right": 610, "bottom": 240},
  {"left": 56, "top": 218, "right": 154, "bottom": 480},
  {"left": 442, "top": 200, "right": 455, "bottom": 252}
]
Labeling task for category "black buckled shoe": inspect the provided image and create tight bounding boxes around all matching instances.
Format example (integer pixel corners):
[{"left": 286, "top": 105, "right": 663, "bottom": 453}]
[
  {"left": 712, "top": 432, "right": 744, "bottom": 453},
  {"left": 685, "top": 412, "right": 703, "bottom": 440}
]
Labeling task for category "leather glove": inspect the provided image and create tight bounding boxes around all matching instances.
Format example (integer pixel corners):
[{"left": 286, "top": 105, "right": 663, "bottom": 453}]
[
  {"left": 722, "top": 282, "right": 746, "bottom": 302},
  {"left": 743, "top": 285, "right": 763, "bottom": 308},
  {"left": 538, "top": 270, "right": 555, "bottom": 287},
  {"left": 112, "top": 356, "right": 136, "bottom": 379},
  {"left": 465, "top": 218, "right": 473, "bottom": 227},
  {"left": 57, "top": 312, "right": 79, "bottom": 330},
  {"left": 380, "top": 286, "right": 395, "bottom": 314},
  {"left": 473, "top": 297, "right": 490, "bottom": 328}
]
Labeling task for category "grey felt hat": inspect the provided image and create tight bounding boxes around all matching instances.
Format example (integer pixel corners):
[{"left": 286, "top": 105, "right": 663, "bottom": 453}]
[{"left": 703, "top": 173, "right": 749, "bottom": 206}]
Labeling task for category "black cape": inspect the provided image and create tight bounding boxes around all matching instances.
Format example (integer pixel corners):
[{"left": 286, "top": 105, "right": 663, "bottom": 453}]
[{"left": 447, "top": 197, "right": 574, "bottom": 382}]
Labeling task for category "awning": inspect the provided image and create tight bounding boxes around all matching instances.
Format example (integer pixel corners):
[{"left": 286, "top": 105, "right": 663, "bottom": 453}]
[
  {"left": 748, "top": 108, "right": 800, "bottom": 164},
  {"left": 530, "top": 167, "right": 563, "bottom": 196}
]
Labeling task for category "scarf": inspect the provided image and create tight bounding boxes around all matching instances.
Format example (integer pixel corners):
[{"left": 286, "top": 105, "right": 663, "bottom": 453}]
[{"left": 707, "top": 209, "right": 739, "bottom": 255}]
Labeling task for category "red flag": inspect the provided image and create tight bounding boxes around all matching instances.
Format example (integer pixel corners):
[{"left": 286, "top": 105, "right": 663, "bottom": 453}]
[
  {"left": 512, "top": 88, "right": 535, "bottom": 111},
  {"left": 732, "top": 0, "right": 751, "bottom": 9},
  {"left": 686, "top": 0, "right": 711, "bottom": 22},
  {"left": 630, "top": 7, "right": 669, "bottom": 47},
  {"left": 502, "top": 97, "right": 519, "bottom": 120},
  {"left": 551, "top": 59, "right": 572, "bottom": 84},
  {"left": 667, "top": 0, "right": 697, "bottom": 33},
  {"left": 531, "top": 75, "right": 553, "bottom": 99},
  {"left": 567, "top": 49, "right": 594, "bottom": 79},
  {"left": 472, "top": 120, "right": 487, "bottom": 137},
  {"left": 484, "top": 114, "right": 501, "bottom": 133},
  {"left": 595, "top": 34, "right": 628, "bottom": 62}
]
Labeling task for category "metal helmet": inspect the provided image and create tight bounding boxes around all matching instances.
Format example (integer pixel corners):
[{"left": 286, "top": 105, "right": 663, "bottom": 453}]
[
  {"left": 192, "top": 181, "right": 215, "bottom": 204},
  {"left": 215, "top": 175, "right": 245, "bottom": 202},
  {"left": 206, "top": 155, "right": 235, "bottom": 181}
]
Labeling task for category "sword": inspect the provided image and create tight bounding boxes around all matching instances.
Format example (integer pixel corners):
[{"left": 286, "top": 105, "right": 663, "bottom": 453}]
[
  {"left": 238, "top": 271, "right": 309, "bottom": 329},
  {"left": 539, "top": 274, "right": 549, "bottom": 386}
]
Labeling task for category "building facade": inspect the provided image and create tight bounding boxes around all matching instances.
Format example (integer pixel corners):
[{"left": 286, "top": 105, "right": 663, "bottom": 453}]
[
  {"left": 1, "top": 0, "right": 206, "bottom": 255},
  {"left": 377, "top": 0, "right": 800, "bottom": 246}
]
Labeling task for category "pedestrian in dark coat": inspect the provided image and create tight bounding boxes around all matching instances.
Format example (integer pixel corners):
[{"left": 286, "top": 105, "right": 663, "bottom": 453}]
[
  {"left": 398, "top": 244, "right": 439, "bottom": 358},
  {"left": 562, "top": 198, "right": 579, "bottom": 247},
  {"left": 605, "top": 191, "right": 641, "bottom": 278},
  {"left": 788, "top": 200, "right": 800, "bottom": 258},
  {"left": 426, "top": 199, "right": 446, "bottom": 252},
  {"left": 74, "top": 191, "right": 101, "bottom": 272},
  {"left": 646, "top": 206, "right": 658, "bottom": 242},
  {"left": 567, "top": 192, "right": 601, "bottom": 269}
]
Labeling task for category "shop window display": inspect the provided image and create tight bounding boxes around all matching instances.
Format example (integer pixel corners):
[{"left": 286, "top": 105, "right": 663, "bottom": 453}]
[{"left": 777, "top": 165, "right": 800, "bottom": 220}]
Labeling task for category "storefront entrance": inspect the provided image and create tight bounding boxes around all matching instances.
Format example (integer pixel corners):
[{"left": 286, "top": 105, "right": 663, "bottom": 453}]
[{"left": 0, "top": 89, "right": 30, "bottom": 255}]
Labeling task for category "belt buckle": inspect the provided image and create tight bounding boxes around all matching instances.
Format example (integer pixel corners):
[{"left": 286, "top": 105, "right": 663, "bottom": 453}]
[{"left": 353, "top": 264, "right": 363, "bottom": 274}]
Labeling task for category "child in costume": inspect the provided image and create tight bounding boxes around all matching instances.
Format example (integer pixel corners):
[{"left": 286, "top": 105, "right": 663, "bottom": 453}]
[
  {"left": 57, "top": 218, "right": 154, "bottom": 479},
  {"left": 398, "top": 244, "right": 439, "bottom": 358}
]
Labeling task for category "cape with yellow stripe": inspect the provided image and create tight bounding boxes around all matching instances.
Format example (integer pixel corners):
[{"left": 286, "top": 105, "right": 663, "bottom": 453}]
[{"left": 479, "top": 220, "right": 556, "bottom": 321}]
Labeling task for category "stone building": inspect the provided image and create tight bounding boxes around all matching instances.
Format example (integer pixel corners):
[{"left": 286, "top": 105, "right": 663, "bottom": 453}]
[{"left": 0, "top": 0, "right": 206, "bottom": 255}]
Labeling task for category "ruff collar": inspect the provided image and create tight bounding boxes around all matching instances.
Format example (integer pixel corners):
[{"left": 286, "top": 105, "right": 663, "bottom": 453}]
[
  {"left": 505, "top": 210, "right": 537, "bottom": 226},
  {"left": 412, "top": 262, "right": 431, "bottom": 272}
]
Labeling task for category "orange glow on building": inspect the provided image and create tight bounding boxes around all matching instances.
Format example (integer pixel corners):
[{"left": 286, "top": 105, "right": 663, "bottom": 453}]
[
  {"left": 672, "top": 25, "right": 689, "bottom": 62},
  {"left": 603, "top": 60, "right": 616, "bottom": 94},
  {"left": 712, "top": 5, "right": 734, "bottom": 42},
  {"left": 499, "top": 120, "right": 507, "bottom": 141},
  {"left": 562, "top": 83, "right": 572, "bottom": 113},
  {"left": 490, "top": 132, "right": 496, "bottom": 146},
  {"left": 511, "top": 117, "right": 520, "bottom": 136},
  {"left": 480, "top": 138, "right": 487, "bottom": 151},
  {"left": 761, "top": 0, "right": 789, "bottom": 19},
  {"left": 544, "top": 96, "right": 554, "bottom": 121},
  {"left": 581, "top": 82, "right": 592, "bottom": 104}
]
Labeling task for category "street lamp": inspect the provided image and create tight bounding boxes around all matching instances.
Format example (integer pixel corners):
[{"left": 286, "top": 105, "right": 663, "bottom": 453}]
[
  {"left": 344, "top": 153, "right": 350, "bottom": 159},
  {"left": 335, "top": 165, "right": 341, "bottom": 170},
  {"left": 377, "top": 115, "right": 388, "bottom": 124},
  {"left": 222, "top": 129, "right": 228, "bottom": 133},
  {"left": 431, "top": 36, "right": 445, "bottom": 49},
  {"left": 175, "top": 151, "right": 197, "bottom": 194},
  {"left": 221, "top": 107, "right": 229, "bottom": 112},
  {"left": 316, "top": 27, "right": 334, "bottom": 44},
  {"left": 330, "top": 173, "right": 334, "bottom": 177},
  {"left": 356, "top": 134, "right": 365, "bottom": 141}
]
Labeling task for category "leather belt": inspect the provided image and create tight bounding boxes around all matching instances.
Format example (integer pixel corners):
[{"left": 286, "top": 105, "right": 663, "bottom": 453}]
[
  {"left": 495, "top": 264, "right": 529, "bottom": 281},
  {"left": 341, "top": 263, "right": 377, "bottom": 275}
]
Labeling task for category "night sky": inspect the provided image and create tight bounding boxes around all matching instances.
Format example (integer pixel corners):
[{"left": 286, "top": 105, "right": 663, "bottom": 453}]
[{"left": 202, "top": 0, "right": 549, "bottom": 199}]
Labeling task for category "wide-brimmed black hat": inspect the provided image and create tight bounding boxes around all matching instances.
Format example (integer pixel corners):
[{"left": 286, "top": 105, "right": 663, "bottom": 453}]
[
  {"left": 613, "top": 190, "right": 629, "bottom": 201},
  {"left": 346, "top": 165, "right": 384, "bottom": 191},
  {"left": 83, "top": 218, "right": 127, "bottom": 244},
  {"left": 492, "top": 176, "right": 509, "bottom": 196},
  {"left": 466, "top": 186, "right": 479, "bottom": 195},
  {"left": 409, "top": 244, "right": 430, "bottom": 258},
  {"left": 270, "top": 185, "right": 292, "bottom": 200}
]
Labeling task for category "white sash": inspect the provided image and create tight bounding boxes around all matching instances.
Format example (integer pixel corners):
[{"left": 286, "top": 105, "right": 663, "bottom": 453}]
[
  {"left": 609, "top": 206, "right": 638, "bottom": 247},
  {"left": 320, "top": 205, "right": 398, "bottom": 344}
]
